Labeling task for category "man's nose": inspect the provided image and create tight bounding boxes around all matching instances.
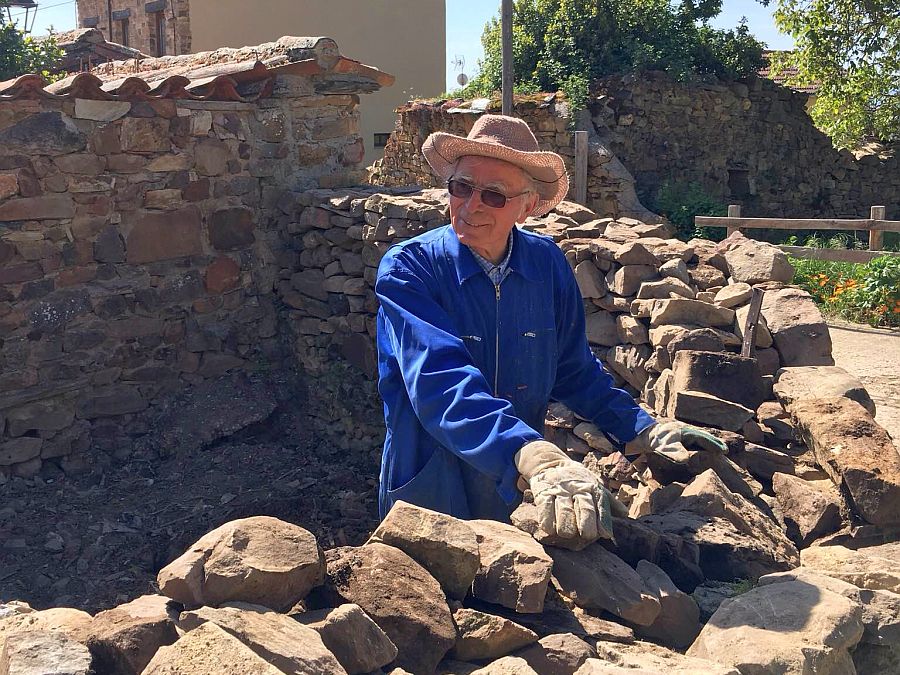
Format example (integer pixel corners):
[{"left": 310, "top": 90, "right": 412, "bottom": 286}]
[{"left": 463, "top": 187, "right": 486, "bottom": 210}]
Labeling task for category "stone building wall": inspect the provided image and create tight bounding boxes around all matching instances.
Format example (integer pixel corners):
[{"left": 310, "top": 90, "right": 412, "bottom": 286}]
[
  {"left": 76, "top": 0, "right": 191, "bottom": 56},
  {"left": 374, "top": 75, "right": 900, "bottom": 220},
  {"left": 0, "top": 73, "right": 370, "bottom": 479}
]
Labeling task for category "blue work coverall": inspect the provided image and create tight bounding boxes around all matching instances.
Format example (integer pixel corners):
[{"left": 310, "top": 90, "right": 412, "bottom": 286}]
[{"left": 375, "top": 224, "right": 655, "bottom": 521}]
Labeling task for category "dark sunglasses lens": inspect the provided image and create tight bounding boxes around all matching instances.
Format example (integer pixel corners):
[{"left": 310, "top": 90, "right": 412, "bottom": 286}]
[
  {"left": 448, "top": 180, "right": 473, "bottom": 199},
  {"left": 480, "top": 189, "right": 507, "bottom": 208}
]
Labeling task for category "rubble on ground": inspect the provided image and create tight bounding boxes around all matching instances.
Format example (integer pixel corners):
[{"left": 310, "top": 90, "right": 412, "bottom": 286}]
[{"left": 2, "top": 202, "right": 898, "bottom": 674}]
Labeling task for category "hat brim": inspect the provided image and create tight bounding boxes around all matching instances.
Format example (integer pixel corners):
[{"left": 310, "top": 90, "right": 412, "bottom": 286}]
[{"left": 422, "top": 131, "right": 570, "bottom": 217}]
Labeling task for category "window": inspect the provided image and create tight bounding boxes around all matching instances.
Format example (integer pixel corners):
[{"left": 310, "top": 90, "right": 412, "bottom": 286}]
[
  {"left": 118, "top": 17, "right": 129, "bottom": 46},
  {"left": 153, "top": 11, "right": 166, "bottom": 56},
  {"left": 728, "top": 169, "right": 751, "bottom": 199},
  {"left": 374, "top": 133, "right": 391, "bottom": 148}
]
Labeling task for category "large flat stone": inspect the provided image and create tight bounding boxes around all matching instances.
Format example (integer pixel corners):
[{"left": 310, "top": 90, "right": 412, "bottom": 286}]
[
  {"left": 668, "top": 390, "right": 754, "bottom": 432},
  {"left": 760, "top": 287, "right": 833, "bottom": 366},
  {"left": 772, "top": 473, "right": 843, "bottom": 547},
  {"left": 157, "top": 516, "right": 324, "bottom": 611},
  {"left": 549, "top": 544, "right": 661, "bottom": 626},
  {"left": 649, "top": 299, "right": 734, "bottom": 328},
  {"left": 774, "top": 365, "right": 876, "bottom": 416},
  {"left": 687, "top": 579, "right": 863, "bottom": 674},
  {"left": 0, "top": 195, "right": 75, "bottom": 221},
  {"left": 369, "top": 500, "right": 480, "bottom": 600},
  {"left": 449, "top": 608, "right": 538, "bottom": 662},
  {"left": 581, "top": 640, "right": 740, "bottom": 674},
  {"left": 179, "top": 603, "right": 346, "bottom": 674},
  {"left": 86, "top": 594, "right": 178, "bottom": 675},
  {"left": 470, "top": 519, "right": 553, "bottom": 614},
  {"left": 141, "top": 621, "right": 284, "bottom": 675},
  {"left": 721, "top": 233, "right": 794, "bottom": 284},
  {"left": 312, "top": 543, "right": 456, "bottom": 674},
  {"left": 671, "top": 350, "right": 766, "bottom": 409},
  {"left": 791, "top": 397, "right": 900, "bottom": 526},
  {"left": 801, "top": 543, "right": 900, "bottom": 593},
  {"left": 125, "top": 206, "right": 203, "bottom": 264},
  {"left": 0, "top": 631, "right": 93, "bottom": 675}
]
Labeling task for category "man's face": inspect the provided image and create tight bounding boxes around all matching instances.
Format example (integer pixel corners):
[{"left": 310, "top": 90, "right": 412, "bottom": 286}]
[{"left": 449, "top": 155, "right": 538, "bottom": 263}]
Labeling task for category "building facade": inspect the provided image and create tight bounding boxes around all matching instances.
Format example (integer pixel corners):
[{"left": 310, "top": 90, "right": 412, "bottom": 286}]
[{"left": 75, "top": 0, "right": 446, "bottom": 162}]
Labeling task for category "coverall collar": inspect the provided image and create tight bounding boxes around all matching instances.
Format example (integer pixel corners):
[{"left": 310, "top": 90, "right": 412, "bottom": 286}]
[{"left": 446, "top": 226, "right": 541, "bottom": 286}]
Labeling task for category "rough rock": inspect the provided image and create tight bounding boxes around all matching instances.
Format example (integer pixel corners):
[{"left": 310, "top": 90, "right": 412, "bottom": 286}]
[
  {"left": 758, "top": 569, "right": 900, "bottom": 648},
  {"left": 642, "top": 470, "right": 799, "bottom": 581},
  {"left": 585, "top": 312, "right": 619, "bottom": 347},
  {"left": 687, "top": 579, "right": 864, "bottom": 674},
  {"left": 449, "top": 608, "right": 538, "bottom": 662},
  {"left": 156, "top": 516, "right": 324, "bottom": 611},
  {"left": 607, "top": 344, "right": 651, "bottom": 390},
  {"left": 791, "top": 397, "right": 900, "bottom": 526},
  {"left": 690, "top": 581, "right": 744, "bottom": 622},
  {"left": 665, "top": 328, "right": 725, "bottom": 361},
  {"left": 606, "top": 265, "right": 657, "bottom": 296},
  {"left": 774, "top": 365, "right": 876, "bottom": 416},
  {"left": 138, "top": 373, "right": 277, "bottom": 456},
  {"left": 0, "top": 631, "right": 93, "bottom": 675},
  {"left": 548, "top": 544, "right": 661, "bottom": 626},
  {"left": 632, "top": 560, "right": 700, "bottom": 649},
  {"left": 141, "top": 621, "right": 284, "bottom": 675},
  {"left": 668, "top": 390, "right": 754, "bottom": 432},
  {"left": 178, "top": 603, "right": 346, "bottom": 675},
  {"left": 575, "top": 262, "right": 608, "bottom": 299},
  {"left": 293, "top": 603, "right": 397, "bottom": 675},
  {"left": 649, "top": 299, "right": 734, "bottom": 328},
  {"left": 0, "top": 607, "right": 93, "bottom": 642},
  {"left": 635, "top": 278, "right": 695, "bottom": 300},
  {"left": 369, "top": 501, "right": 479, "bottom": 600},
  {"left": 671, "top": 350, "right": 766, "bottom": 410},
  {"left": 582, "top": 640, "right": 740, "bottom": 674},
  {"left": 659, "top": 258, "right": 690, "bottom": 285},
  {"left": 732, "top": 304, "right": 774, "bottom": 348},
  {"left": 469, "top": 656, "right": 538, "bottom": 674},
  {"left": 615, "top": 315, "right": 649, "bottom": 345},
  {"left": 470, "top": 519, "right": 553, "bottom": 614},
  {"left": 312, "top": 543, "right": 456, "bottom": 674},
  {"left": 801, "top": 543, "right": 900, "bottom": 593},
  {"left": 760, "top": 287, "right": 834, "bottom": 366},
  {"left": 772, "top": 472, "right": 843, "bottom": 546},
  {"left": 721, "top": 233, "right": 794, "bottom": 284},
  {"left": 513, "top": 633, "right": 595, "bottom": 675},
  {"left": 713, "top": 283, "right": 752, "bottom": 308},
  {"left": 86, "top": 594, "right": 178, "bottom": 675}
]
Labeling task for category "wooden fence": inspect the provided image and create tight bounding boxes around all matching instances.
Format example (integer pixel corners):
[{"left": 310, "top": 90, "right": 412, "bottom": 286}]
[{"left": 695, "top": 205, "right": 900, "bottom": 263}]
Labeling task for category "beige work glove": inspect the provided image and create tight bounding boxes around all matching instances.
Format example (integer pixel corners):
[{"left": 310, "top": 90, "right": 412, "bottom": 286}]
[
  {"left": 515, "top": 440, "right": 614, "bottom": 545},
  {"left": 626, "top": 421, "right": 728, "bottom": 458}
]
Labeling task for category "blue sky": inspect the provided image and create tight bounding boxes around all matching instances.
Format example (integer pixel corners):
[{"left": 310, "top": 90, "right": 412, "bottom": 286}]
[{"left": 10, "top": 0, "right": 794, "bottom": 92}]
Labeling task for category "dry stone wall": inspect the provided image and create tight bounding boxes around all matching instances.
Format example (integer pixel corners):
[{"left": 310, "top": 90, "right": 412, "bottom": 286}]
[
  {"left": 374, "top": 75, "right": 900, "bottom": 219},
  {"left": 0, "top": 75, "right": 369, "bottom": 480}
]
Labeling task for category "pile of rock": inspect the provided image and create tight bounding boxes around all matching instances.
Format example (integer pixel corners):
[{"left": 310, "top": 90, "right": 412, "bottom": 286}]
[{"left": 3, "top": 509, "right": 897, "bottom": 674}]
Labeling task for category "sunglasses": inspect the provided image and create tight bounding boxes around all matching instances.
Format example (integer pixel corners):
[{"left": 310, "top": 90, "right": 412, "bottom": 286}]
[{"left": 447, "top": 178, "right": 532, "bottom": 209}]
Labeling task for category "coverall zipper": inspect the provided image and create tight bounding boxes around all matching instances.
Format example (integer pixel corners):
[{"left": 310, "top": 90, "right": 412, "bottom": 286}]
[{"left": 494, "top": 281, "right": 501, "bottom": 395}]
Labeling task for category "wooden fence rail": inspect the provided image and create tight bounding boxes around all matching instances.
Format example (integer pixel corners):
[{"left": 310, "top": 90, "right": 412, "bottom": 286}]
[{"left": 695, "top": 205, "right": 900, "bottom": 263}]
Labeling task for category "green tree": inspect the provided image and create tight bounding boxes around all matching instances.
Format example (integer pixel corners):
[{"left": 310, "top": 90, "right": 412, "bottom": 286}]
[
  {"left": 463, "top": 0, "right": 766, "bottom": 108},
  {"left": 0, "top": 5, "right": 62, "bottom": 81},
  {"left": 764, "top": 0, "right": 900, "bottom": 148}
]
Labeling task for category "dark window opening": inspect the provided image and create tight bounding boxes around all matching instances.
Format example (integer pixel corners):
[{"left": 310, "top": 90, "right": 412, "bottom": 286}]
[
  {"left": 728, "top": 169, "right": 751, "bottom": 199},
  {"left": 374, "top": 133, "right": 391, "bottom": 148},
  {"left": 118, "top": 18, "right": 129, "bottom": 46},
  {"left": 153, "top": 12, "right": 166, "bottom": 56}
]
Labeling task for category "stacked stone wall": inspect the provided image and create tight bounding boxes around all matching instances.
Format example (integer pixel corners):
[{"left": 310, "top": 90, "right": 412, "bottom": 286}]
[
  {"left": 0, "top": 79, "right": 366, "bottom": 479},
  {"left": 374, "top": 75, "right": 900, "bottom": 219},
  {"left": 76, "top": 0, "right": 192, "bottom": 56}
]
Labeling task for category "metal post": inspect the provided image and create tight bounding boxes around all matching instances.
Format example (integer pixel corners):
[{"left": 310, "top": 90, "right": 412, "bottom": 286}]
[
  {"left": 869, "top": 205, "right": 885, "bottom": 251},
  {"left": 501, "top": 0, "right": 513, "bottom": 116},
  {"left": 727, "top": 204, "right": 741, "bottom": 237},
  {"left": 574, "top": 131, "right": 588, "bottom": 205}
]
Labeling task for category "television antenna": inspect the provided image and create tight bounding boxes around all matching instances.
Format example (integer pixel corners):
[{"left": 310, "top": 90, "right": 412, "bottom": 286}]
[
  {"left": 3, "top": 0, "right": 38, "bottom": 34},
  {"left": 451, "top": 54, "right": 468, "bottom": 87}
]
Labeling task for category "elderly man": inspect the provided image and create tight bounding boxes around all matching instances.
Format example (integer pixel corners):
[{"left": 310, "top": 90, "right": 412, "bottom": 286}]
[{"left": 375, "top": 114, "right": 723, "bottom": 546}]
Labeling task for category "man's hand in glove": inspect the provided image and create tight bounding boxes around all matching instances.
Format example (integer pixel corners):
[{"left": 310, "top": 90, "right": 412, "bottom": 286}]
[
  {"left": 515, "top": 440, "right": 615, "bottom": 546},
  {"left": 626, "top": 421, "right": 729, "bottom": 457}
]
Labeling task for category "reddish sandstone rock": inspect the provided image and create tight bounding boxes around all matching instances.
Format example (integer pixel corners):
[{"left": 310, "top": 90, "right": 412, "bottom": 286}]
[{"left": 205, "top": 256, "right": 242, "bottom": 294}]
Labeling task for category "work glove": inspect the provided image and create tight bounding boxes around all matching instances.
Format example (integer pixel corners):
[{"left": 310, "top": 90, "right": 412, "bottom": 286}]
[
  {"left": 515, "top": 440, "right": 614, "bottom": 546},
  {"left": 626, "top": 421, "right": 728, "bottom": 458}
]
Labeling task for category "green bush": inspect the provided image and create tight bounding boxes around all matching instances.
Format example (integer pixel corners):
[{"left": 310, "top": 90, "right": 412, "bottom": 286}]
[
  {"left": 790, "top": 254, "right": 900, "bottom": 327},
  {"left": 651, "top": 181, "right": 727, "bottom": 241}
]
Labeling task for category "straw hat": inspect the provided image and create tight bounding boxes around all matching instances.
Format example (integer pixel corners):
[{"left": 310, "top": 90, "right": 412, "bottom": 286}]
[{"left": 422, "top": 114, "right": 569, "bottom": 217}]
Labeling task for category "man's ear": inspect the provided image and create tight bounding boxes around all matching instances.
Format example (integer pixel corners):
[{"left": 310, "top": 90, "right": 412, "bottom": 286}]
[{"left": 517, "top": 193, "right": 541, "bottom": 223}]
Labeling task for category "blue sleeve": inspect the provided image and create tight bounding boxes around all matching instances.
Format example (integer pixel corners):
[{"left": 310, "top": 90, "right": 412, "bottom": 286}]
[
  {"left": 550, "top": 252, "right": 656, "bottom": 445},
  {"left": 376, "top": 255, "right": 542, "bottom": 498}
]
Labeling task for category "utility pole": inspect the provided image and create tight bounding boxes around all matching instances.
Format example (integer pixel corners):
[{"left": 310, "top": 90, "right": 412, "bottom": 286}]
[{"left": 501, "top": 0, "right": 513, "bottom": 115}]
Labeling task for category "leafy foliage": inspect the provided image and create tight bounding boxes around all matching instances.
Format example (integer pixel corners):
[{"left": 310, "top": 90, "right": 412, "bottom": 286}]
[
  {"left": 0, "top": 7, "right": 62, "bottom": 82},
  {"left": 462, "top": 0, "right": 766, "bottom": 108},
  {"left": 790, "top": 252, "right": 900, "bottom": 327},
  {"left": 764, "top": 0, "right": 900, "bottom": 148},
  {"left": 651, "top": 181, "right": 727, "bottom": 241}
]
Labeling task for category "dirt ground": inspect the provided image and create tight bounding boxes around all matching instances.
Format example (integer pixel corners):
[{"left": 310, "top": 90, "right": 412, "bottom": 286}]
[
  {"left": 0, "top": 371, "right": 383, "bottom": 613},
  {"left": 828, "top": 320, "right": 900, "bottom": 441}
]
